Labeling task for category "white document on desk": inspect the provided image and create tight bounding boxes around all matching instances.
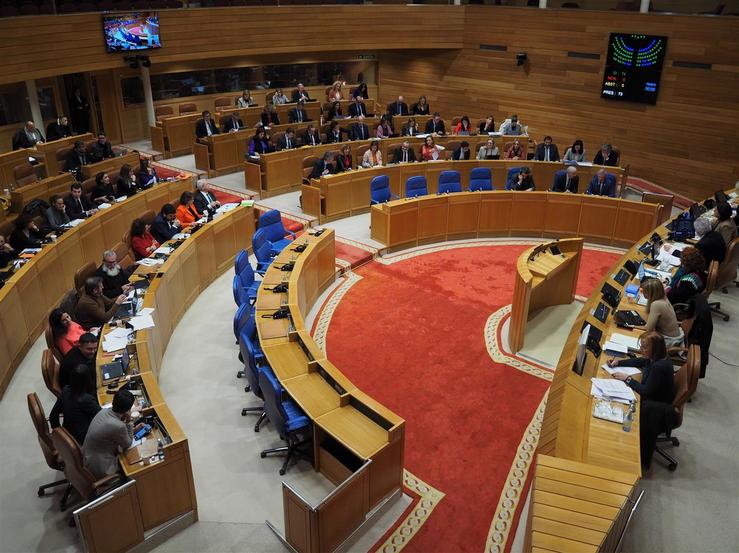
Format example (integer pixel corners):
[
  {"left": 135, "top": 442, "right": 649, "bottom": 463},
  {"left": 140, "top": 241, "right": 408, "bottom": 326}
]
[
  {"left": 103, "top": 335, "right": 129, "bottom": 352},
  {"left": 609, "top": 333, "right": 640, "bottom": 350},
  {"left": 591, "top": 378, "right": 636, "bottom": 403},
  {"left": 130, "top": 313, "right": 155, "bottom": 331},
  {"left": 602, "top": 363, "right": 641, "bottom": 377},
  {"left": 137, "top": 258, "right": 164, "bottom": 267},
  {"left": 153, "top": 246, "right": 174, "bottom": 255},
  {"left": 604, "top": 340, "right": 628, "bottom": 354}
]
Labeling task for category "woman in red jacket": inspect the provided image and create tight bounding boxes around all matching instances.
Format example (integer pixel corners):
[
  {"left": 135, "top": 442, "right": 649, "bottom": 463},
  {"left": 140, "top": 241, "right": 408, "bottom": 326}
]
[{"left": 130, "top": 218, "right": 160, "bottom": 260}]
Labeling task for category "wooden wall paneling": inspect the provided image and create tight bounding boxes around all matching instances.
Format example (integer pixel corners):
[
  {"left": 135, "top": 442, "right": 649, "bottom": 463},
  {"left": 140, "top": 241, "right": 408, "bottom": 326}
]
[
  {"left": 508, "top": 192, "right": 548, "bottom": 237},
  {"left": 544, "top": 193, "right": 583, "bottom": 237},
  {"left": 447, "top": 192, "right": 481, "bottom": 238},
  {"left": 416, "top": 195, "right": 448, "bottom": 244},
  {"left": 92, "top": 70, "right": 123, "bottom": 145},
  {"left": 578, "top": 196, "right": 619, "bottom": 244},
  {"left": 478, "top": 192, "right": 513, "bottom": 235},
  {"left": 0, "top": 286, "right": 30, "bottom": 392},
  {"left": 16, "top": 264, "right": 47, "bottom": 338}
]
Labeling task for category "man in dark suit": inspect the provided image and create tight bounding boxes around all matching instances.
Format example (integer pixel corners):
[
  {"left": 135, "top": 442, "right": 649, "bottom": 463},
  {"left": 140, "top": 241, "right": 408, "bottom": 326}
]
[
  {"left": 506, "top": 167, "right": 535, "bottom": 191},
  {"left": 550, "top": 167, "right": 579, "bottom": 193},
  {"left": 151, "top": 204, "right": 181, "bottom": 243},
  {"left": 350, "top": 116, "right": 370, "bottom": 141},
  {"left": 65, "top": 183, "right": 97, "bottom": 219},
  {"left": 424, "top": 112, "right": 446, "bottom": 135},
  {"left": 534, "top": 136, "right": 560, "bottom": 162},
  {"left": 65, "top": 140, "right": 88, "bottom": 177},
  {"left": 59, "top": 333, "right": 98, "bottom": 392},
  {"left": 450, "top": 141, "right": 471, "bottom": 160},
  {"left": 194, "top": 181, "right": 221, "bottom": 214},
  {"left": 392, "top": 141, "right": 417, "bottom": 164},
  {"left": 586, "top": 169, "right": 617, "bottom": 197},
  {"left": 348, "top": 97, "right": 368, "bottom": 118},
  {"left": 325, "top": 122, "right": 344, "bottom": 143},
  {"left": 388, "top": 95, "right": 409, "bottom": 117},
  {"left": 288, "top": 100, "right": 310, "bottom": 124},
  {"left": 195, "top": 111, "right": 219, "bottom": 139},
  {"left": 95, "top": 251, "right": 133, "bottom": 299},
  {"left": 309, "top": 152, "right": 336, "bottom": 180},
  {"left": 276, "top": 128, "right": 299, "bottom": 151},
  {"left": 292, "top": 83, "right": 311, "bottom": 103},
  {"left": 12, "top": 121, "right": 45, "bottom": 150},
  {"left": 88, "top": 134, "right": 115, "bottom": 163},
  {"left": 593, "top": 143, "right": 619, "bottom": 166},
  {"left": 69, "top": 86, "right": 91, "bottom": 134},
  {"left": 302, "top": 124, "right": 322, "bottom": 147},
  {"left": 222, "top": 113, "right": 244, "bottom": 133}
]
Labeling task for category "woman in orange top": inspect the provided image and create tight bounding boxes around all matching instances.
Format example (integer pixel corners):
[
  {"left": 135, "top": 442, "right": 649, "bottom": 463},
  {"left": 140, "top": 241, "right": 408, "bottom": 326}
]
[
  {"left": 421, "top": 135, "right": 441, "bottom": 161},
  {"left": 176, "top": 191, "right": 201, "bottom": 227},
  {"left": 49, "top": 308, "right": 86, "bottom": 356},
  {"left": 130, "top": 218, "right": 160, "bottom": 260}
]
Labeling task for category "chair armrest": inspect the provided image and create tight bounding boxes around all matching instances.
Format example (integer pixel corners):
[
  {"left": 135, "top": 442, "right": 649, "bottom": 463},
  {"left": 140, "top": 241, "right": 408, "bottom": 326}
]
[
  {"left": 391, "top": 193, "right": 399, "bottom": 200},
  {"left": 287, "top": 230, "right": 297, "bottom": 240},
  {"left": 92, "top": 474, "right": 123, "bottom": 495}
]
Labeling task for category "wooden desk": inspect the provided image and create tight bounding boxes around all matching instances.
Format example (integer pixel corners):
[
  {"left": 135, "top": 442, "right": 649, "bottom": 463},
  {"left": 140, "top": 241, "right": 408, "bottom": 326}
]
[
  {"left": 255, "top": 229, "right": 405, "bottom": 553},
  {"left": 370, "top": 191, "right": 660, "bottom": 251},
  {"left": 0, "top": 148, "right": 32, "bottom": 189},
  {"left": 10, "top": 173, "right": 75, "bottom": 213},
  {"left": 0, "top": 176, "right": 193, "bottom": 399},
  {"left": 80, "top": 151, "right": 140, "bottom": 180},
  {"left": 510, "top": 238, "right": 583, "bottom": 353},
  {"left": 35, "top": 133, "right": 94, "bottom": 176}
]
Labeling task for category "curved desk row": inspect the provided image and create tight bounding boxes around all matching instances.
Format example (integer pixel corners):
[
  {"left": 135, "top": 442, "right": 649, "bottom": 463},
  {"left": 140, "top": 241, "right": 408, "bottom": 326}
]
[
  {"left": 255, "top": 229, "right": 405, "bottom": 553},
  {"left": 370, "top": 191, "right": 661, "bottom": 252},
  {"left": 81, "top": 205, "right": 255, "bottom": 553},
  {"left": 0, "top": 176, "right": 193, "bottom": 398}
]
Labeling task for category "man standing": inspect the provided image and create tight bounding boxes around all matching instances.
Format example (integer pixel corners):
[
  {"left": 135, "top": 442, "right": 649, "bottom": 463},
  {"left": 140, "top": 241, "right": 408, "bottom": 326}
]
[{"left": 70, "top": 86, "right": 91, "bottom": 134}]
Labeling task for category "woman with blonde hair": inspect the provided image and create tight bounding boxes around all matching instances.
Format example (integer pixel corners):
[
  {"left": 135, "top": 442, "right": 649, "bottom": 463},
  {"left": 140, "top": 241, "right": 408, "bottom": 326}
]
[{"left": 640, "top": 278, "right": 684, "bottom": 348}]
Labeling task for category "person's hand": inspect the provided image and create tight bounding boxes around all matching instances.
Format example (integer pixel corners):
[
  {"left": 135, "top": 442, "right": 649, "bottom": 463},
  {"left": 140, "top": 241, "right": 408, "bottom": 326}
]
[
  {"left": 122, "top": 283, "right": 133, "bottom": 294},
  {"left": 612, "top": 372, "right": 629, "bottom": 381},
  {"left": 607, "top": 357, "right": 618, "bottom": 367},
  {"left": 115, "top": 294, "right": 127, "bottom": 305},
  {"left": 133, "top": 422, "right": 146, "bottom": 432}
]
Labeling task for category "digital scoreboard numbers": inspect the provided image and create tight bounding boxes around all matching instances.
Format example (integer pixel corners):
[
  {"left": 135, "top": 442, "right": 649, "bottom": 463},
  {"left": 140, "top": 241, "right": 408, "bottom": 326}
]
[{"left": 601, "top": 33, "right": 667, "bottom": 105}]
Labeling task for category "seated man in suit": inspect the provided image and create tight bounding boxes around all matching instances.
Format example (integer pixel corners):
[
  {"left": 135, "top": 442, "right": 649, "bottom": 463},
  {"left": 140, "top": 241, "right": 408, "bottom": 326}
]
[
  {"left": 88, "top": 133, "right": 115, "bottom": 163},
  {"left": 534, "top": 135, "right": 560, "bottom": 162},
  {"left": 392, "top": 141, "right": 417, "bottom": 164},
  {"left": 507, "top": 166, "right": 535, "bottom": 191},
  {"left": 551, "top": 166, "right": 579, "bottom": 193},
  {"left": 388, "top": 95, "right": 409, "bottom": 117},
  {"left": 151, "top": 204, "right": 181, "bottom": 244},
  {"left": 44, "top": 194, "right": 71, "bottom": 231},
  {"left": 288, "top": 100, "right": 310, "bottom": 124},
  {"left": 450, "top": 141, "right": 471, "bottom": 161},
  {"left": 76, "top": 276, "right": 127, "bottom": 330},
  {"left": 292, "top": 83, "right": 312, "bottom": 103},
  {"left": 424, "top": 112, "right": 446, "bottom": 135},
  {"left": 325, "top": 121, "right": 345, "bottom": 143},
  {"left": 194, "top": 180, "right": 221, "bottom": 214},
  {"left": 195, "top": 111, "right": 219, "bottom": 139},
  {"left": 499, "top": 114, "right": 525, "bottom": 135},
  {"left": 94, "top": 250, "right": 133, "bottom": 299},
  {"left": 593, "top": 143, "right": 619, "bottom": 166},
  {"left": 309, "top": 152, "right": 336, "bottom": 179},
  {"left": 64, "top": 182, "right": 96, "bottom": 219},
  {"left": 65, "top": 140, "right": 88, "bottom": 177},
  {"left": 586, "top": 169, "right": 617, "bottom": 197},
  {"left": 46, "top": 116, "right": 73, "bottom": 142},
  {"left": 350, "top": 115, "right": 370, "bottom": 141},
  {"left": 348, "top": 97, "right": 369, "bottom": 118},
  {"left": 222, "top": 112, "right": 244, "bottom": 133},
  {"left": 12, "top": 121, "right": 45, "bottom": 150},
  {"left": 276, "top": 128, "right": 299, "bottom": 150},
  {"left": 302, "top": 124, "right": 322, "bottom": 147}
]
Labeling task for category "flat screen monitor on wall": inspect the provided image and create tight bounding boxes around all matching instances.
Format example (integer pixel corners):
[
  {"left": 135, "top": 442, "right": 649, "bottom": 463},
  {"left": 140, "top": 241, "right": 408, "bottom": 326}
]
[
  {"left": 103, "top": 12, "right": 161, "bottom": 52},
  {"left": 601, "top": 33, "right": 667, "bottom": 105}
]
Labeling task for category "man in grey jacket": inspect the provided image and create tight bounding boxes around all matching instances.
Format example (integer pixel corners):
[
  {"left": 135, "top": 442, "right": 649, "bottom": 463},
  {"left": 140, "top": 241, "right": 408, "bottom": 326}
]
[
  {"left": 83, "top": 389, "right": 142, "bottom": 479},
  {"left": 44, "top": 194, "right": 71, "bottom": 231}
]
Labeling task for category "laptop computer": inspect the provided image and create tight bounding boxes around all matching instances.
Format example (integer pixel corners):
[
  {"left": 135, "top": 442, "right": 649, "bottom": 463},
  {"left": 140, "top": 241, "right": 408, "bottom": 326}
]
[
  {"left": 615, "top": 310, "right": 647, "bottom": 327},
  {"left": 100, "top": 347, "right": 130, "bottom": 382}
]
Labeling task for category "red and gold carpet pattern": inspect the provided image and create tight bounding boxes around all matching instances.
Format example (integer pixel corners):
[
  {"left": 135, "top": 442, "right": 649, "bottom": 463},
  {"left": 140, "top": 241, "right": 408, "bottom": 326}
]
[{"left": 321, "top": 243, "right": 621, "bottom": 552}]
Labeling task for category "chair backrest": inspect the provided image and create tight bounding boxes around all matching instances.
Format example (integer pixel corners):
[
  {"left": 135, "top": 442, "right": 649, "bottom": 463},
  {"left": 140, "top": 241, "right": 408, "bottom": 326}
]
[
  {"left": 234, "top": 249, "right": 249, "bottom": 275},
  {"left": 232, "top": 275, "right": 249, "bottom": 307},
  {"left": 469, "top": 167, "right": 493, "bottom": 192},
  {"left": 716, "top": 237, "right": 739, "bottom": 289},
  {"left": 438, "top": 171, "right": 462, "bottom": 194},
  {"left": 685, "top": 344, "right": 701, "bottom": 400},
  {"left": 59, "top": 288, "right": 80, "bottom": 321},
  {"left": 41, "top": 349, "right": 62, "bottom": 398},
  {"left": 238, "top": 262, "right": 256, "bottom": 289},
  {"left": 405, "top": 176, "right": 428, "bottom": 198},
  {"left": 214, "top": 97, "right": 231, "bottom": 110},
  {"left": 112, "top": 241, "right": 134, "bottom": 270},
  {"left": 259, "top": 367, "right": 288, "bottom": 436},
  {"left": 51, "top": 427, "right": 96, "bottom": 500},
  {"left": 178, "top": 103, "right": 197, "bottom": 115},
  {"left": 27, "top": 392, "right": 63, "bottom": 472},
  {"left": 155, "top": 105, "right": 174, "bottom": 119},
  {"left": 642, "top": 192, "right": 674, "bottom": 225},
  {"left": 255, "top": 239, "right": 274, "bottom": 265},
  {"left": 44, "top": 319, "right": 64, "bottom": 363},
  {"left": 252, "top": 227, "right": 269, "bottom": 253},
  {"left": 703, "top": 260, "right": 719, "bottom": 298},
  {"left": 303, "top": 156, "right": 319, "bottom": 180},
  {"left": 13, "top": 162, "right": 38, "bottom": 188},
  {"left": 670, "top": 355, "right": 691, "bottom": 430},
  {"left": 445, "top": 140, "right": 461, "bottom": 155},
  {"left": 258, "top": 209, "right": 288, "bottom": 243},
  {"left": 239, "top": 323, "right": 264, "bottom": 399},
  {"left": 233, "top": 302, "right": 251, "bottom": 341},
  {"left": 370, "top": 175, "right": 391, "bottom": 204},
  {"left": 505, "top": 167, "right": 521, "bottom": 190},
  {"left": 138, "top": 209, "right": 156, "bottom": 226}
]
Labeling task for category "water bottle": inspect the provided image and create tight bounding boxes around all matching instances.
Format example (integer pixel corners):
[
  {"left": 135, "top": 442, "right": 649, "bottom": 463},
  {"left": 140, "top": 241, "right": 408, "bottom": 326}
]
[
  {"left": 157, "top": 439, "right": 165, "bottom": 461},
  {"left": 622, "top": 401, "right": 635, "bottom": 432}
]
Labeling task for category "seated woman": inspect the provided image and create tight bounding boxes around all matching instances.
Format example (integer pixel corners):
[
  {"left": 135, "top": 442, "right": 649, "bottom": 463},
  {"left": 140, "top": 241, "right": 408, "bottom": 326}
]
[
  {"left": 327, "top": 82, "right": 343, "bottom": 103},
  {"left": 479, "top": 115, "right": 496, "bottom": 134},
  {"left": 336, "top": 144, "right": 353, "bottom": 172},
  {"left": 421, "top": 135, "right": 442, "bottom": 161},
  {"left": 352, "top": 82, "right": 369, "bottom": 100},
  {"left": 236, "top": 90, "right": 256, "bottom": 108},
  {"left": 401, "top": 118, "right": 420, "bottom": 137},
  {"left": 477, "top": 138, "right": 500, "bottom": 160},
  {"left": 261, "top": 104, "right": 280, "bottom": 127},
  {"left": 176, "top": 191, "right": 202, "bottom": 227},
  {"left": 130, "top": 218, "right": 160, "bottom": 260},
  {"left": 49, "top": 308, "right": 86, "bottom": 356},
  {"left": 136, "top": 158, "right": 158, "bottom": 189},
  {"left": 9, "top": 215, "right": 44, "bottom": 251},
  {"left": 454, "top": 116, "right": 473, "bottom": 135},
  {"left": 325, "top": 120, "right": 344, "bottom": 143},
  {"left": 362, "top": 140, "right": 383, "bottom": 168},
  {"left": 608, "top": 331, "right": 674, "bottom": 404},
  {"left": 563, "top": 139, "right": 586, "bottom": 162},
  {"left": 375, "top": 115, "right": 394, "bottom": 139},
  {"left": 0, "top": 234, "right": 17, "bottom": 268},
  {"left": 505, "top": 139, "right": 525, "bottom": 160},
  {"left": 328, "top": 101, "right": 343, "bottom": 120},
  {"left": 116, "top": 164, "right": 137, "bottom": 197},
  {"left": 666, "top": 246, "right": 706, "bottom": 304},
  {"left": 91, "top": 172, "right": 116, "bottom": 204},
  {"left": 715, "top": 202, "right": 738, "bottom": 247},
  {"left": 49, "top": 364, "right": 101, "bottom": 446},
  {"left": 640, "top": 278, "right": 684, "bottom": 348},
  {"left": 271, "top": 88, "right": 289, "bottom": 105},
  {"left": 412, "top": 95, "right": 430, "bottom": 116},
  {"left": 249, "top": 128, "right": 274, "bottom": 155}
]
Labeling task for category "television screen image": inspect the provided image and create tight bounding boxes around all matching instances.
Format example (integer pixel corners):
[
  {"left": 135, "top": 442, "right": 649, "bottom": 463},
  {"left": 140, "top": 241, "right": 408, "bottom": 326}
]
[
  {"left": 601, "top": 33, "right": 667, "bottom": 105},
  {"left": 103, "top": 12, "right": 161, "bottom": 52}
]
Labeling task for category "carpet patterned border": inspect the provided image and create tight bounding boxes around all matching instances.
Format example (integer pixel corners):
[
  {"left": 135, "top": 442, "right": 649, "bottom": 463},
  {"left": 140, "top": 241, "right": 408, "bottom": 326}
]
[{"left": 312, "top": 271, "right": 362, "bottom": 350}]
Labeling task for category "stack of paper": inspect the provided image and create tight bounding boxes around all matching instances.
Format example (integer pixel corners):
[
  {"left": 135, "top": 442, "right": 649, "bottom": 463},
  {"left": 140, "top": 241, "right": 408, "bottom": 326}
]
[
  {"left": 97, "top": 202, "right": 112, "bottom": 209},
  {"left": 601, "top": 363, "right": 641, "bottom": 377},
  {"left": 216, "top": 203, "right": 239, "bottom": 214},
  {"left": 172, "top": 233, "right": 190, "bottom": 240},
  {"left": 129, "top": 313, "right": 155, "bottom": 331},
  {"left": 137, "top": 258, "right": 165, "bottom": 267},
  {"left": 591, "top": 378, "right": 636, "bottom": 404},
  {"left": 153, "top": 245, "right": 174, "bottom": 256},
  {"left": 604, "top": 332, "right": 640, "bottom": 354},
  {"left": 657, "top": 248, "right": 680, "bottom": 267},
  {"left": 103, "top": 327, "right": 132, "bottom": 352}
]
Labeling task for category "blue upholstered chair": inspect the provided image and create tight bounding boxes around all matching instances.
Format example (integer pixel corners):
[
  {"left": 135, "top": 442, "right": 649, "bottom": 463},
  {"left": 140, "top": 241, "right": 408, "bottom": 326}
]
[
  {"left": 234, "top": 249, "right": 249, "bottom": 275},
  {"left": 505, "top": 167, "right": 521, "bottom": 191},
  {"left": 405, "top": 175, "right": 428, "bottom": 198},
  {"left": 239, "top": 322, "right": 268, "bottom": 431},
  {"left": 238, "top": 262, "right": 260, "bottom": 304},
  {"left": 254, "top": 240, "right": 276, "bottom": 276},
  {"left": 252, "top": 227, "right": 282, "bottom": 257},
  {"left": 233, "top": 302, "right": 251, "bottom": 345},
  {"left": 232, "top": 275, "right": 250, "bottom": 307},
  {"left": 437, "top": 170, "right": 462, "bottom": 194},
  {"left": 370, "top": 175, "right": 398, "bottom": 205},
  {"left": 469, "top": 167, "right": 493, "bottom": 191},
  {"left": 258, "top": 209, "right": 296, "bottom": 251},
  {"left": 259, "top": 368, "right": 312, "bottom": 475}
]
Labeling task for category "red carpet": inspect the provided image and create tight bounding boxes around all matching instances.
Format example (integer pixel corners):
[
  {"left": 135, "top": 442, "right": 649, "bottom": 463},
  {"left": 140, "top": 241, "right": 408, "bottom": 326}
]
[
  {"left": 323, "top": 244, "right": 621, "bottom": 552},
  {"left": 335, "top": 239, "right": 375, "bottom": 269}
]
